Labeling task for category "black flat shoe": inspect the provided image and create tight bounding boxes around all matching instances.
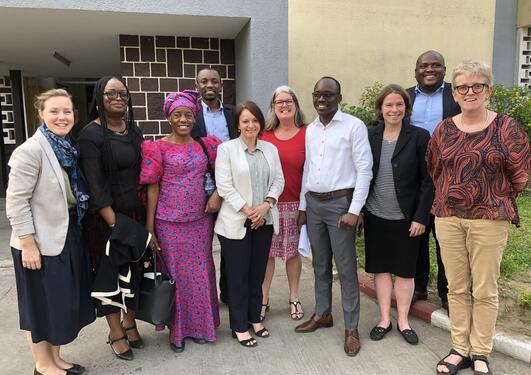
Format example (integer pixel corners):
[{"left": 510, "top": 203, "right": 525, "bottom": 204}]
[
  {"left": 369, "top": 322, "right": 392, "bottom": 341},
  {"left": 397, "top": 323, "right": 419, "bottom": 345},
  {"left": 35, "top": 368, "right": 78, "bottom": 375},
  {"left": 169, "top": 341, "right": 185, "bottom": 353},
  {"left": 64, "top": 363, "right": 86, "bottom": 374},
  {"left": 122, "top": 322, "right": 144, "bottom": 349},
  {"left": 107, "top": 334, "right": 134, "bottom": 360},
  {"left": 232, "top": 330, "right": 257, "bottom": 347},
  {"left": 192, "top": 337, "right": 207, "bottom": 344}
]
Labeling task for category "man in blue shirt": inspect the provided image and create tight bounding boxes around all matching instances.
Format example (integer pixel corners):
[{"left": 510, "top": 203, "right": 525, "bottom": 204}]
[
  {"left": 407, "top": 50, "right": 460, "bottom": 312},
  {"left": 192, "top": 68, "right": 237, "bottom": 304}
]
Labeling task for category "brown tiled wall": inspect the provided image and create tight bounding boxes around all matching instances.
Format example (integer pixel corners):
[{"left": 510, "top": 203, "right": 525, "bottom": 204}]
[{"left": 120, "top": 35, "right": 236, "bottom": 140}]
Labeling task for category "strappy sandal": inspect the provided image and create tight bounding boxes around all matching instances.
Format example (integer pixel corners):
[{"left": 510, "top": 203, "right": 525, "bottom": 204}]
[
  {"left": 471, "top": 355, "right": 492, "bottom": 375},
  {"left": 289, "top": 300, "right": 304, "bottom": 320},
  {"left": 436, "top": 349, "right": 471, "bottom": 375},
  {"left": 121, "top": 322, "right": 144, "bottom": 349},
  {"left": 232, "top": 331, "right": 257, "bottom": 348},
  {"left": 260, "top": 298, "right": 270, "bottom": 322},
  {"left": 107, "top": 334, "right": 134, "bottom": 360}
]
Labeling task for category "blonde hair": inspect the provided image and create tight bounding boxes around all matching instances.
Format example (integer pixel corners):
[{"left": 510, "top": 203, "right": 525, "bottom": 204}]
[
  {"left": 452, "top": 60, "right": 493, "bottom": 88},
  {"left": 34, "top": 89, "right": 73, "bottom": 112},
  {"left": 265, "top": 85, "right": 305, "bottom": 131}
]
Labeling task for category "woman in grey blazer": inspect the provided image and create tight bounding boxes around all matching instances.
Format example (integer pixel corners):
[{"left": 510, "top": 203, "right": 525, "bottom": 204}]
[
  {"left": 6, "top": 89, "right": 95, "bottom": 374},
  {"left": 215, "top": 101, "right": 284, "bottom": 348}
]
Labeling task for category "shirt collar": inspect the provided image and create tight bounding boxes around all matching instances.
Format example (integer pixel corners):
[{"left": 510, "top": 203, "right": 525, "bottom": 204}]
[
  {"left": 238, "top": 137, "right": 263, "bottom": 152},
  {"left": 414, "top": 82, "right": 445, "bottom": 96},
  {"left": 201, "top": 99, "right": 224, "bottom": 113},
  {"left": 313, "top": 109, "right": 343, "bottom": 128}
]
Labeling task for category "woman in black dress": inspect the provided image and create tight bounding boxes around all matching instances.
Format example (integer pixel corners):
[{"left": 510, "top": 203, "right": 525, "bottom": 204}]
[
  {"left": 78, "top": 76, "right": 145, "bottom": 361},
  {"left": 362, "top": 84, "right": 434, "bottom": 345},
  {"left": 6, "top": 89, "right": 95, "bottom": 374}
]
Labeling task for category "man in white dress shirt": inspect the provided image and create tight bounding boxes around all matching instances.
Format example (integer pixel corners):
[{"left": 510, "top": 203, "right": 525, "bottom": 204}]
[{"left": 294, "top": 77, "right": 373, "bottom": 357}]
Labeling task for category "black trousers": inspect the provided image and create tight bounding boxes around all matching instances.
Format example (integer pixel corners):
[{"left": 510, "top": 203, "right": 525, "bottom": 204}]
[
  {"left": 219, "top": 255, "right": 229, "bottom": 302},
  {"left": 414, "top": 214, "right": 448, "bottom": 300},
  {"left": 218, "top": 225, "right": 273, "bottom": 332}
]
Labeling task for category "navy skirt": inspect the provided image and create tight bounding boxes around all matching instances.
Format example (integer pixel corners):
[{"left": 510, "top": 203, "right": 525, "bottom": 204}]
[
  {"left": 12, "top": 217, "right": 96, "bottom": 345},
  {"left": 364, "top": 210, "right": 421, "bottom": 278}
]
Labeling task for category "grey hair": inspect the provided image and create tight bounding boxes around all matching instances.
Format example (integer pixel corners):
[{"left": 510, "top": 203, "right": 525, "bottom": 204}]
[
  {"left": 452, "top": 59, "right": 493, "bottom": 88},
  {"left": 265, "top": 85, "right": 306, "bottom": 131}
]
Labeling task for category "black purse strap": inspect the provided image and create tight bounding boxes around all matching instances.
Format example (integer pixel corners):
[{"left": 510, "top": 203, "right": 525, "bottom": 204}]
[
  {"left": 152, "top": 250, "right": 173, "bottom": 285},
  {"left": 194, "top": 136, "right": 215, "bottom": 178}
]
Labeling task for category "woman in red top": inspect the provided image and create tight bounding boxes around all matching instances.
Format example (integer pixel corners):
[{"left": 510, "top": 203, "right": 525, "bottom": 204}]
[
  {"left": 428, "top": 60, "right": 530, "bottom": 375},
  {"left": 260, "top": 86, "right": 306, "bottom": 321}
]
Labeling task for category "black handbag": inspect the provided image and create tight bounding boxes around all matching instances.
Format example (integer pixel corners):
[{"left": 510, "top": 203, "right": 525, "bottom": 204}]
[{"left": 136, "top": 250, "right": 176, "bottom": 325}]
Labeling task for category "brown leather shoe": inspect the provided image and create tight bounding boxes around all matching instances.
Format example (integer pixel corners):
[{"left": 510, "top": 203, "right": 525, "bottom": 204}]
[
  {"left": 344, "top": 329, "right": 361, "bottom": 356},
  {"left": 294, "top": 313, "right": 333, "bottom": 333}
]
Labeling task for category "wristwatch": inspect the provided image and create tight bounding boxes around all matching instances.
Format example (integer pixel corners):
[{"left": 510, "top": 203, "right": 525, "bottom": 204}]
[{"left": 265, "top": 200, "right": 274, "bottom": 209}]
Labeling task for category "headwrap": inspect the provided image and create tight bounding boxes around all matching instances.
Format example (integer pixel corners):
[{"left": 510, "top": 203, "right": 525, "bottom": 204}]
[
  {"left": 163, "top": 89, "right": 201, "bottom": 118},
  {"left": 39, "top": 124, "right": 89, "bottom": 224}
]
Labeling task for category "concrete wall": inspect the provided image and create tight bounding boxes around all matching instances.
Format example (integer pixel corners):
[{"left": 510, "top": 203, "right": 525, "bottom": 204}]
[
  {"left": 518, "top": 0, "right": 531, "bottom": 27},
  {"left": 288, "top": 0, "right": 497, "bottom": 118},
  {"left": 0, "top": 0, "right": 288, "bottom": 111}
]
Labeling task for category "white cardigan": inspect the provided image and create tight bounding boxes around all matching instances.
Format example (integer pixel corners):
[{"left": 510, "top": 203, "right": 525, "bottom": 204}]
[
  {"left": 214, "top": 138, "right": 285, "bottom": 239},
  {"left": 6, "top": 130, "right": 71, "bottom": 256}
]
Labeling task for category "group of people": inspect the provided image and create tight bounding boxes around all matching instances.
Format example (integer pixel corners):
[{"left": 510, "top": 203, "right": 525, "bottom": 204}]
[{"left": 6, "top": 50, "right": 529, "bottom": 375}]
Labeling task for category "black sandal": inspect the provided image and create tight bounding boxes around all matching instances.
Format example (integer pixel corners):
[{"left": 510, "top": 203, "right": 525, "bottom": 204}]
[
  {"left": 232, "top": 331, "right": 257, "bottom": 347},
  {"left": 260, "top": 299, "right": 270, "bottom": 322},
  {"left": 436, "top": 349, "right": 471, "bottom": 375},
  {"left": 107, "top": 334, "right": 134, "bottom": 360},
  {"left": 471, "top": 355, "right": 492, "bottom": 375},
  {"left": 121, "top": 322, "right": 144, "bottom": 349},
  {"left": 289, "top": 300, "right": 304, "bottom": 320}
]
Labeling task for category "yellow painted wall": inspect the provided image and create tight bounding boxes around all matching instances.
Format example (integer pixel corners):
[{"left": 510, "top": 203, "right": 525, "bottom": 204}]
[
  {"left": 289, "top": 0, "right": 496, "bottom": 118},
  {"left": 518, "top": 0, "right": 531, "bottom": 27}
]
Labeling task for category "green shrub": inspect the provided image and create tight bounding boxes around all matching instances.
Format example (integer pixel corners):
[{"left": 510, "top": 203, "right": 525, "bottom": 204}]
[
  {"left": 488, "top": 84, "right": 531, "bottom": 139},
  {"left": 341, "top": 81, "right": 383, "bottom": 128},
  {"left": 517, "top": 290, "right": 531, "bottom": 309}
]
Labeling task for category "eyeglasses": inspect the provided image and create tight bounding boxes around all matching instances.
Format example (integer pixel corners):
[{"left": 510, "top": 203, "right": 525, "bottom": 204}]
[
  {"left": 312, "top": 92, "right": 339, "bottom": 99},
  {"left": 273, "top": 99, "right": 294, "bottom": 106},
  {"left": 104, "top": 90, "right": 130, "bottom": 100},
  {"left": 454, "top": 83, "right": 489, "bottom": 95}
]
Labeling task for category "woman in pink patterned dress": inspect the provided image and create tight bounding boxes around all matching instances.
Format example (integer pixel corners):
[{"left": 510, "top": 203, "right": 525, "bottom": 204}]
[
  {"left": 260, "top": 86, "right": 306, "bottom": 321},
  {"left": 140, "top": 90, "right": 222, "bottom": 353}
]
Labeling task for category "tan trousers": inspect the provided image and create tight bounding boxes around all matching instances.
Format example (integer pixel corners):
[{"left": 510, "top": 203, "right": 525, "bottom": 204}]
[{"left": 435, "top": 216, "right": 509, "bottom": 356}]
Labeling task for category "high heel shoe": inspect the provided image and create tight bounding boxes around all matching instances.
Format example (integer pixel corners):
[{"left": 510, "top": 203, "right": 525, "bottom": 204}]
[
  {"left": 107, "top": 334, "right": 134, "bottom": 360},
  {"left": 260, "top": 298, "right": 270, "bottom": 322},
  {"left": 232, "top": 330, "right": 257, "bottom": 347},
  {"left": 121, "top": 322, "right": 144, "bottom": 349}
]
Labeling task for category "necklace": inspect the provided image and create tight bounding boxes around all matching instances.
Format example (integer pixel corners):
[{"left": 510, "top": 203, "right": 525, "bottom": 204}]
[{"left": 459, "top": 108, "right": 488, "bottom": 131}]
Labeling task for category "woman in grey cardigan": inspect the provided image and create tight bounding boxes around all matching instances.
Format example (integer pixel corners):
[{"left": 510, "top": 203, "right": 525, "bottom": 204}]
[{"left": 6, "top": 89, "right": 95, "bottom": 375}]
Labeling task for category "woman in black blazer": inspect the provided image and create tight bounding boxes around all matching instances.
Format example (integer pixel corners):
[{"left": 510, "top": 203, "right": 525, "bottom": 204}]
[{"left": 361, "top": 84, "right": 434, "bottom": 345}]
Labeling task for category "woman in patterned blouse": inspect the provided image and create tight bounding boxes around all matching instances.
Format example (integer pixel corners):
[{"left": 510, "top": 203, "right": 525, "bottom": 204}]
[{"left": 427, "top": 60, "right": 530, "bottom": 375}]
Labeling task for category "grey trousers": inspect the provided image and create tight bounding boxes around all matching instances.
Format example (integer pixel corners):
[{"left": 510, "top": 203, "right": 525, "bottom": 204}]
[{"left": 306, "top": 192, "right": 360, "bottom": 330}]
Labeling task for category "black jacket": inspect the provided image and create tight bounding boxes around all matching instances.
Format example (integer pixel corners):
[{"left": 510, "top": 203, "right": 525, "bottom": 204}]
[
  {"left": 91, "top": 213, "right": 150, "bottom": 310},
  {"left": 191, "top": 102, "right": 238, "bottom": 139},
  {"left": 366, "top": 120, "right": 434, "bottom": 226},
  {"left": 407, "top": 82, "right": 461, "bottom": 120}
]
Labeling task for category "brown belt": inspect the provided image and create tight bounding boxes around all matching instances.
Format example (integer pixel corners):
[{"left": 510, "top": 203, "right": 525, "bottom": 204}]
[{"left": 309, "top": 188, "right": 354, "bottom": 202}]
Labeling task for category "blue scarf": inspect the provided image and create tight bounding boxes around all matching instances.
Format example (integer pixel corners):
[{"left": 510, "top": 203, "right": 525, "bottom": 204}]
[{"left": 39, "top": 124, "right": 89, "bottom": 223}]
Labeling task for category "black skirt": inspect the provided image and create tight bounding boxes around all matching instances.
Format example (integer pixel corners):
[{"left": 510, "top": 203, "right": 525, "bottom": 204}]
[
  {"left": 12, "top": 218, "right": 96, "bottom": 345},
  {"left": 364, "top": 210, "right": 421, "bottom": 278}
]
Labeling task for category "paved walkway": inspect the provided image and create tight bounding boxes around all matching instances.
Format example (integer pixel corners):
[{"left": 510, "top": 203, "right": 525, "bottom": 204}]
[{"left": 0, "top": 203, "right": 529, "bottom": 374}]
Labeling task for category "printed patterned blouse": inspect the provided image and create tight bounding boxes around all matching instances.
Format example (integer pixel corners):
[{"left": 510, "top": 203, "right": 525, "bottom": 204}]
[{"left": 426, "top": 114, "right": 530, "bottom": 225}]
